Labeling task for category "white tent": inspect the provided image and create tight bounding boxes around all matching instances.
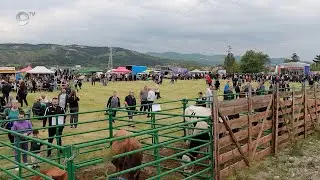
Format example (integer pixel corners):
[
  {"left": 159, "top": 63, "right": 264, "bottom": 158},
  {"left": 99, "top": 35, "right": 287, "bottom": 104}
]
[
  {"left": 26, "top": 66, "right": 55, "bottom": 74},
  {"left": 190, "top": 69, "right": 209, "bottom": 73}
]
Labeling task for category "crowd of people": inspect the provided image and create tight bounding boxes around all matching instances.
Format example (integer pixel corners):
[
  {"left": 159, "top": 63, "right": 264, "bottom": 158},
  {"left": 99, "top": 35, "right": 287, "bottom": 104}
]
[
  {"left": 2, "top": 69, "right": 320, "bottom": 172},
  {"left": 0, "top": 79, "right": 81, "bottom": 170},
  {"left": 0, "top": 76, "right": 164, "bottom": 170}
]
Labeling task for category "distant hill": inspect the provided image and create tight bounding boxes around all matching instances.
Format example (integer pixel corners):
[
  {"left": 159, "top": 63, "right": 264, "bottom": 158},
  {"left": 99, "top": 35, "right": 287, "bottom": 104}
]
[
  {"left": 0, "top": 44, "right": 200, "bottom": 69},
  {"left": 147, "top": 52, "right": 285, "bottom": 66}
]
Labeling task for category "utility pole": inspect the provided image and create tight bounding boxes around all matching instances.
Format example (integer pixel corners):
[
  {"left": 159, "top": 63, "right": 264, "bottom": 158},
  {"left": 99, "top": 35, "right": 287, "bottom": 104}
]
[
  {"left": 227, "top": 45, "right": 232, "bottom": 54},
  {"left": 108, "top": 46, "right": 113, "bottom": 70}
]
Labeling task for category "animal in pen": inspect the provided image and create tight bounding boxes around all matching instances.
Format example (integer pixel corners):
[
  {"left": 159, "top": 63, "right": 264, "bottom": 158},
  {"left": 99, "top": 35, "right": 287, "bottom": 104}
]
[
  {"left": 180, "top": 121, "right": 210, "bottom": 174},
  {"left": 184, "top": 105, "right": 240, "bottom": 141},
  {"left": 110, "top": 129, "right": 143, "bottom": 180},
  {"left": 30, "top": 167, "right": 67, "bottom": 180}
]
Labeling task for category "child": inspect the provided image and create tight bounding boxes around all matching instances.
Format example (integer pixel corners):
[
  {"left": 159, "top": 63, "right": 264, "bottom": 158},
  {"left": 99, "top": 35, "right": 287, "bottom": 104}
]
[
  {"left": 11, "top": 110, "right": 33, "bottom": 170},
  {"left": 30, "top": 129, "right": 43, "bottom": 169},
  {"left": 196, "top": 92, "right": 206, "bottom": 107}
]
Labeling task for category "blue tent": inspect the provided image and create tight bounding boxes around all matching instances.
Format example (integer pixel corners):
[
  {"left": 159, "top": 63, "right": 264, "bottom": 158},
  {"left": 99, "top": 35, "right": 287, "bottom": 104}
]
[
  {"left": 16, "top": 72, "right": 23, "bottom": 80},
  {"left": 131, "top": 65, "right": 147, "bottom": 75}
]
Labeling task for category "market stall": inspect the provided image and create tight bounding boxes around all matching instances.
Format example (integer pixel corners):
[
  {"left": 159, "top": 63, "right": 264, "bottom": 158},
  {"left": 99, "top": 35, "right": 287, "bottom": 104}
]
[
  {"left": 112, "top": 67, "right": 131, "bottom": 73},
  {"left": 190, "top": 69, "right": 209, "bottom": 74},
  {"left": 18, "top": 65, "right": 32, "bottom": 73},
  {"left": 0, "top": 67, "right": 16, "bottom": 82},
  {"left": 275, "top": 62, "right": 311, "bottom": 75},
  {"left": 26, "top": 66, "right": 55, "bottom": 74}
]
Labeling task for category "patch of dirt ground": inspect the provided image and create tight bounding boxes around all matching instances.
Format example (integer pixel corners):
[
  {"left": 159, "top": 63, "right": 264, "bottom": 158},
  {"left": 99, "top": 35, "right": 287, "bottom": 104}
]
[
  {"left": 76, "top": 141, "right": 210, "bottom": 179},
  {"left": 228, "top": 134, "right": 320, "bottom": 180}
]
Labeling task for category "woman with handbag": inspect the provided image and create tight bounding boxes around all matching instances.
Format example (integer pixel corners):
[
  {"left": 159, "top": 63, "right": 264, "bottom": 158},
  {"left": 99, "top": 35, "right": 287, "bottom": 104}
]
[
  {"left": 68, "top": 90, "right": 80, "bottom": 128},
  {"left": 17, "top": 81, "right": 28, "bottom": 107}
]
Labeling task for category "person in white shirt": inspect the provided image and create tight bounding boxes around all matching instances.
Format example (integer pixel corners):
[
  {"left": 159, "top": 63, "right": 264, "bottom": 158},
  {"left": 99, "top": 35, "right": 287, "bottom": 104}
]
[
  {"left": 147, "top": 88, "right": 156, "bottom": 117},
  {"left": 155, "top": 84, "right": 161, "bottom": 99},
  {"left": 206, "top": 85, "right": 214, "bottom": 108},
  {"left": 58, "top": 89, "right": 68, "bottom": 112}
]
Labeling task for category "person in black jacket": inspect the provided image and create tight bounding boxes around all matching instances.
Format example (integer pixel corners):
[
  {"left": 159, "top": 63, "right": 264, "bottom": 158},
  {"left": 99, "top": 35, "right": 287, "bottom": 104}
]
[
  {"left": 68, "top": 90, "right": 80, "bottom": 128},
  {"left": 235, "top": 83, "right": 241, "bottom": 99},
  {"left": 44, "top": 97, "right": 66, "bottom": 157},
  {"left": 124, "top": 91, "right": 136, "bottom": 127},
  {"left": 2, "top": 81, "right": 12, "bottom": 104},
  {"left": 30, "top": 130, "right": 43, "bottom": 169},
  {"left": 107, "top": 91, "right": 120, "bottom": 120},
  {"left": 17, "top": 81, "right": 28, "bottom": 107},
  {"left": 195, "top": 92, "right": 206, "bottom": 107},
  {"left": 31, "top": 79, "right": 37, "bottom": 93}
]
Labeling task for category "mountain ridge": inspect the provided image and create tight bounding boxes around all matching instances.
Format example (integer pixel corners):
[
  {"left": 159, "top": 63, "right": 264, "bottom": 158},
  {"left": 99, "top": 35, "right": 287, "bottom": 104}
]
[
  {"left": 146, "top": 51, "right": 285, "bottom": 66},
  {"left": 0, "top": 44, "right": 201, "bottom": 68}
]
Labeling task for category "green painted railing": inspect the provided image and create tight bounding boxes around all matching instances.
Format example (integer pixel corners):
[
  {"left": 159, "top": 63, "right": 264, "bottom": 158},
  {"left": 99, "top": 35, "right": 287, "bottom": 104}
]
[{"left": 0, "top": 98, "right": 214, "bottom": 180}]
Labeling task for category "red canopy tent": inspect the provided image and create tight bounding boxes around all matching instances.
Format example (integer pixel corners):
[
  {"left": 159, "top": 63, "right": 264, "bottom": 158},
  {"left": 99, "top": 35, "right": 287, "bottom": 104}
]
[
  {"left": 112, "top": 67, "right": 131, "bottom": 73},
  {"left": 18, "top": 65, "right": 32, "bottom": 73}
]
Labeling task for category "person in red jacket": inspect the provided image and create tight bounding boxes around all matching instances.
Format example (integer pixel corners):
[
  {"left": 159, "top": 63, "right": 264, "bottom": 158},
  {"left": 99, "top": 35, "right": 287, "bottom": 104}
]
[{"left": 205, "top": 74, "right": 212, "bottom": 86}]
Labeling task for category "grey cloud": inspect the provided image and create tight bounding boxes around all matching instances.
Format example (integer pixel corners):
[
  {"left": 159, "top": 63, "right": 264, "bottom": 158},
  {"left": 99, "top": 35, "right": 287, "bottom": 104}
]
[{"left": 0, "top": 0, "right": 320, "bottom": 61}]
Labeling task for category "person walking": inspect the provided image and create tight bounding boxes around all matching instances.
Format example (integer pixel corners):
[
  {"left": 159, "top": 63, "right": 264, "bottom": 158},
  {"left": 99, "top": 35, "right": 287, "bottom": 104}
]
[
  {"left": 206, "top": 85, "right": 214, "bottom": 108},
  {"left": 235, "top": 83, "right": 241, "bottom": 99},
  {"left": 91, "top": 75, "right": 96, "bottom": 86},
  {"left": 58, "top": 88, "right": 68, "bottom": 112},
  {"left": 68, "top": 90, "right": 80, "bottom": 128},
  {"left": 31, "top": 79, "right": 37, "bottom": 93},
  {"left": 11, "top": 110, "right": 33, "bottom": 170},
  {"left": 139, "top": 86, "right": 148, "bottom": 113},
  {"left": 106, "top": 91, "right": 120, "bottom": 121},
  {"left": 44, "top": 97, "right": 66, "bottom": 157},
  {"left": 147, "top": 88, "right": 156, "bottom": 117},
  {"left": 124, "top": 91, "right": 137, "bottom": 127},
  {"left": 155, "top": 84, "right": 161, "bottom": 99},
  {"left": 17, "top": 81, "right": 28, "bottom": 107}
]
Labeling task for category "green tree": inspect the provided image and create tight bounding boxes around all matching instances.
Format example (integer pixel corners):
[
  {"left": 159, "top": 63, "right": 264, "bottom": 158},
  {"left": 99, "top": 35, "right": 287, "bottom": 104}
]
[
  {"left": 285, "top": 53, "right": 300, "bottom": 62},
  {"left": 313, "top": 55, "right": 320, "bottom": 64},
  {"left": 223, "top": 45, "right": 237, "bottom": 73},
  {"left": 232, "top": 61, "right": 240, "bottom": 73},
  {"left": 224, "top": 53, "right": 236, "bottom": 73},
  {"left": 291, "top": 53, "right": 300, "bottom": 62},
  {"left": 311, "top": 63, "right": 320, "bottom": 71},
  {"left": 240, "top": 50, "right": 270, "bottom": 73}
]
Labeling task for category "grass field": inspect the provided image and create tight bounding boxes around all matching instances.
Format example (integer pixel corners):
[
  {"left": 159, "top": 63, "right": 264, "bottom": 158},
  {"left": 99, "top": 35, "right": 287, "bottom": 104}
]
[
  {"left": 0, "top": 79, "right": 216, "bottom": 179},
  {"left": 0, "top": 79, "right": 306, "bottom": 179}
]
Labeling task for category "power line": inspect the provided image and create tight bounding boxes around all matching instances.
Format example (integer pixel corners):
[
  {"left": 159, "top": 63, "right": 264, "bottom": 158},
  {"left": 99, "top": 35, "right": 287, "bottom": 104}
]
[
  {"left": 108, "top": 46, "right": 113, "bottom": 70},
  {"left": 181, "top": 0, "right": 210, "bottom": 16}
]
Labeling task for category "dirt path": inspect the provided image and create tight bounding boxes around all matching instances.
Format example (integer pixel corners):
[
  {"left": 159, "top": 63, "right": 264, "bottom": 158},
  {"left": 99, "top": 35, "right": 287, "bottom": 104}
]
[{"left": 228, "top": 134, "right": 320, "bottom": 180}]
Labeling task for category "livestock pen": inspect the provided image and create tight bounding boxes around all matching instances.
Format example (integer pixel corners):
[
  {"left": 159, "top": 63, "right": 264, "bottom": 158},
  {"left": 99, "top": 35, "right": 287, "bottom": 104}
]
[
  {"left": 0, "top": 99, "right": 214, "bottom": 180},
  {"left": 1, "top": 83, "right": 320, "bottom": 180}
]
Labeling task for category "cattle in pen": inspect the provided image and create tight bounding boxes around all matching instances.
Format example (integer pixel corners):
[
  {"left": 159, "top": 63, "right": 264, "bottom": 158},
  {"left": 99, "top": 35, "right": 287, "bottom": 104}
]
[{"left": 111, "top": 129, "right": 143, "bottom": 180}]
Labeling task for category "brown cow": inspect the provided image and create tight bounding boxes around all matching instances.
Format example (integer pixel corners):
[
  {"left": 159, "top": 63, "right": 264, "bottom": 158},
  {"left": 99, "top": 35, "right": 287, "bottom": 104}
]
[
  {"left": 30, "top": 167, "right": 67, "bottom": 180},
  {"left": 111, "top": 129, "right": 143, "bottom": 180}
]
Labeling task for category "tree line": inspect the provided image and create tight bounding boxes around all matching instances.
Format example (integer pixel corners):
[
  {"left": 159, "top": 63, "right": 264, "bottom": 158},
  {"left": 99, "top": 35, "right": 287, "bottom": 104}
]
[{"left": 224, "top": 48, "right": 320, "bottom": 73}]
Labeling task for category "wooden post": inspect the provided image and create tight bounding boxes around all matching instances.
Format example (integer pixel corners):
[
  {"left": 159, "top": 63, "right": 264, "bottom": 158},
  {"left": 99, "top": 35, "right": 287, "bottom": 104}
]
[
  {"left": 314, "top": 85, "right": 318, "bottom": 127},
  {"left": 273, "top": 83, "right": 279, "bottom": 155},
  {"left": 212, "top": 90, "right": 220, "bottom": 180},
  {"left": 304, "top": 84, "right": 307, "bottom": 138},
  {"left": 247, "top": 85, "right": 253, "bottom": 161},
  {"left": 291, "top": 87, "right": 295, "bottom": 142}
]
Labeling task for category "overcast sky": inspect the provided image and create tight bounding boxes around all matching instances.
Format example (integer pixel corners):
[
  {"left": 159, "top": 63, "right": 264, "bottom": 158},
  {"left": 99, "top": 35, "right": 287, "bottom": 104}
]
[{"left": 0, "top": 0, "right": 320, "bottom": 61}]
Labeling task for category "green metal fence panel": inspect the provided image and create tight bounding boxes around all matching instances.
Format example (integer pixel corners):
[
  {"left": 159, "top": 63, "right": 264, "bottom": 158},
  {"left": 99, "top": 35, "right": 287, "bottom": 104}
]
[{"left": 0, "top": 98, "right": 214, "bottom": 180}]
